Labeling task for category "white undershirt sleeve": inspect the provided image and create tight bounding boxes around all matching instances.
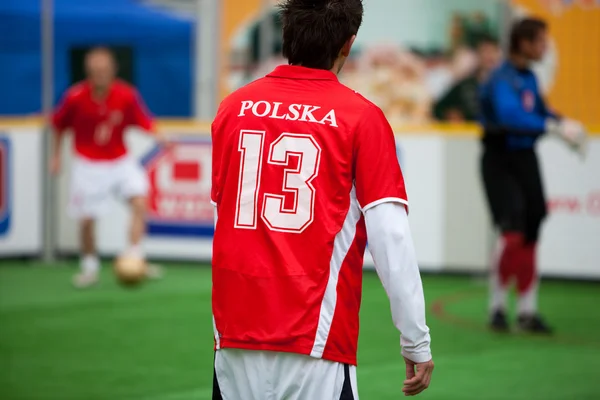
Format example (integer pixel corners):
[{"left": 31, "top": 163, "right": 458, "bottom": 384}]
[{"left": 364, "top": 202, "right": 432, "bottom": 363}]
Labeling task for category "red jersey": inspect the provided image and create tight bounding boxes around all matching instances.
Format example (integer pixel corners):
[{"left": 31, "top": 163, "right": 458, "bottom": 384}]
[
  {"left": 211, "top": 65, "right": 408, "bottom": 366},
  {"left": 52, "top": 80, "right": 154, "bottom": 160}
]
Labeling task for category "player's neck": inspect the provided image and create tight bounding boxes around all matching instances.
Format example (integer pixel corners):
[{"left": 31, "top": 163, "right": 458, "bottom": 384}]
[
  {"left": 91, "top": 85, "right": 110, "bottom": 100},
  {"left": 508, "top": 54, "right": 530, "bottom": 70},
  {"left": 330, "top": 61, "right": 343, "bottom": 76},
  {"left": 88, "top": 79, "right": 113, "bottom": 99}
]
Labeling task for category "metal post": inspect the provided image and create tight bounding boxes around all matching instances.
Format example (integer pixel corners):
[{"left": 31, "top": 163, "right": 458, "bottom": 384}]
[
  {"left": 195, "top": 0, "right": 220, "bottom": 120},
  {"left": 41, "top": 0, "right": 55, "bottom": 263}
]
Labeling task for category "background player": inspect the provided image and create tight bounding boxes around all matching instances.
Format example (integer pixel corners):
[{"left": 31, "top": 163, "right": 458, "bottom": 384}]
[
  {"left": 434, "top": 35, "right": 501, "bottom": 122},
  {"left": 51, "top": 47, "right": 165, "bottom": 288},
  {"left": 211, "top": 0, "right": 433, "bottom": 398},
  {"left": 479, "top": 18, "right": 586, "bottom": 333}
]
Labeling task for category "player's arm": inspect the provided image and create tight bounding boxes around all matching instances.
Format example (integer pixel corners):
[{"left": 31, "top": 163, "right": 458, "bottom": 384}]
[
  {"left": 49, "top": 90, "right": 74, "bottom": 175},
  {"left": 354, "top": 104, "right": 433, "bottom": 396},
  {"left": 129, "top": 89, "right": 170, "bottom": 146},
  {"left": 210, "top": 104, "right": 227, "bottom": 208},
  {"left": 210, "top": 124, "right": 219, "bottom": 208},
  {"left": 365, "top": 204, "right": 430, "bottom": 362},
  {"left": 537, "top": 93, "right": 560, "bottom": 120},
  {"left": 527, "top": 73, "right": 559, "bottom": 121},
  {"left": 530, "top": 77, "right": 587, "bottom": 155},
  {"left": 364, "top": 203, "right": 433, "bottom": 396},
  {"left": 130, "top": 89, "right": 155, "bottom": 132}
]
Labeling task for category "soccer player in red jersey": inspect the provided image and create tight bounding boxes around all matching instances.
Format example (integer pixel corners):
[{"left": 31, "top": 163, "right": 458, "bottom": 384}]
[
  {"left": 51, "top": 47, "right": 164, "bottom": 288},
  {"left": 211, "top": 1, "right": 433, "bottom": 398}
]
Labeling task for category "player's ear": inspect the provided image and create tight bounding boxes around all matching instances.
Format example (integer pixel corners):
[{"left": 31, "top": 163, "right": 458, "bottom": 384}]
[{"left": 341, "top": 35, "right": 357, "bottom": 58}]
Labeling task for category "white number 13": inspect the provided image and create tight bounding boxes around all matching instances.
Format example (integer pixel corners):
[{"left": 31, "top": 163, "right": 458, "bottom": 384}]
[{"left": 235, "top": 130, "right": 321, "bottom": 233}]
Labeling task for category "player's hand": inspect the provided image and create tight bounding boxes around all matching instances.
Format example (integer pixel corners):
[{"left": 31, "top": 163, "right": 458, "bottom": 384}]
[
  {"left": 548, "top": 118, "right": 588, "bottom": 158},
  {"left": 49, "top": 155, "right": 61, "bottom": 176},
  {"left": 403, "top": 357, "right": 434, "bottom": 396},
  {"left": 560, "top": 119, "right": 588, "bottom": 159}
]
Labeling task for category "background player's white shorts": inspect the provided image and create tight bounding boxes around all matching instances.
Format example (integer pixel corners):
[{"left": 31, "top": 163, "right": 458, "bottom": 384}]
[
  {"left": 213, "top": 349, "right": 359, "bottom": 400},
  {"left": 69, "top": 155, "right": 148, "bottom": 219}
]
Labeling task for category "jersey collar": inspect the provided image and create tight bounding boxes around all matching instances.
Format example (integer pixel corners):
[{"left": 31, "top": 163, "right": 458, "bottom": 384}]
[
  {"left": 83, "top": 80, "right": 117, "bottom": 102},
  {"left": 267, "top": 65, "right": 339, "bottom": 81}
]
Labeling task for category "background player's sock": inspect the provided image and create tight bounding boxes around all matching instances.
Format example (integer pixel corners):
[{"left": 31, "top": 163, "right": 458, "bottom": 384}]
[
  {"left": 125, "top": 244, "right": 144, "bottom": 259},
  {"left": 81, "top": 254, "right": 100, "bottom": 275},
  {"left": 516, "top": 243, "right": 538, "bottom": 315},
  {"left": 490, "top": 232, "right": 523, "bottom": 312}
]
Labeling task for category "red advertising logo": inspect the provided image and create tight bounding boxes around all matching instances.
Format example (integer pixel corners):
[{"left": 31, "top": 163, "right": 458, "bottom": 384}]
[
  {"left": 547, "top": 191, "right": 600, "bottom": 216},
  {"left": 522, "top": 90, "right": 535, "bottom": 112}
]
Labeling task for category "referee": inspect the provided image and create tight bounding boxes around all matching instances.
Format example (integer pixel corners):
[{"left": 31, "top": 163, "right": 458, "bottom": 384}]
[{"left": 479, "top": 18, "right": 586, "bottom": 334}]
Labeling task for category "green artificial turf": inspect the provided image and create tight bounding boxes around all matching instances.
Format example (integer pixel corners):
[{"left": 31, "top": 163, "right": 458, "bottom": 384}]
[{"left": 1, "top": 261, "right": 599, "bottom": 400}]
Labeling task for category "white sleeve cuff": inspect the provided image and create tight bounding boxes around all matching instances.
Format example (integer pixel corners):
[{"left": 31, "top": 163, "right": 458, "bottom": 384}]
[
  {"left": 362, "top": 197, "right": 409, "bottom": 214},
  {"left": 402, "top": 349, "right": 433, "bottom": 364},
  {"left": 210, "top": 199, "right": 217, "bottom": 207}
]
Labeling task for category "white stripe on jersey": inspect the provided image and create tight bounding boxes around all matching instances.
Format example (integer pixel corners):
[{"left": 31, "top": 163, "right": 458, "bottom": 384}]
[
  {"left": 213, "top": 315, "right": 221, "bottom": 350},
  {"left": 310, "top": 186, "right": 362, "bottom": 359}
]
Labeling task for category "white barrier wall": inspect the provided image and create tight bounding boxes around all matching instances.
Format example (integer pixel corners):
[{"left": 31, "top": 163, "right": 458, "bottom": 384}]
[
  {"left": 538, "top": 139, "right": 600, "bottom": 279},
  {"left": 0, "top": 123, "right": 597, "bottom": 279},
  {"left": 364, "top": 135, "right": 491, "bottom": 272},
  {"left": 0, "top": 128, "right": 43, "bottom": 255}
]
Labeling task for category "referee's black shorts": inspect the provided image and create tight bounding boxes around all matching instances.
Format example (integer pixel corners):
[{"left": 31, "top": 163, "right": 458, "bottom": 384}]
[{"left": 480, "top": 147, "right": 547, "bottom": 242}]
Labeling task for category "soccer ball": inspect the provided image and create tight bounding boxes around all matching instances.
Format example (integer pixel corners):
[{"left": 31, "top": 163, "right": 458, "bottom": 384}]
[{"left": 113, "top": 256, "right": 147, "bottom": 286}]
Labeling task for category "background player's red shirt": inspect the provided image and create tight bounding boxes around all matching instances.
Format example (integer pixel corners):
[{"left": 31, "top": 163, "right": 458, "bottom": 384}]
[
  {"left": 52, "top": 80, "right": 154, "bottom": 161},
  {"left": 211, "top": 65, "right": 408, "bottom": 366}
]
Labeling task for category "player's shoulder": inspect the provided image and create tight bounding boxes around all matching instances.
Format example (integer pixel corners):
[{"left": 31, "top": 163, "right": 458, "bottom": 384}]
[
  {"left": 346, "top": 86, "right": 383, "bottom": 113},
  {"left": 112, "top": 80, "right": 139, "bottom": 97},
  {"left": 492, "top": 61, "right": 529, "bottom": 83},
  {"left": 490, "top": 62, "right": 538, "bottom": 90},
  {"left": 481, "top": 64, "right": 511, "bottom": 92},
  {"left": 63, "top": 81, "right": 89, "bottom": 101},
  {"left": 336, "top": 83, "right": 387, "bottom": 120}
]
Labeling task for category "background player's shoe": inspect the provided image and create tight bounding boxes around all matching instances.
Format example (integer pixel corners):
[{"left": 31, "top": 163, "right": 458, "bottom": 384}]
[
  {"left": 517, "top": 314, "right": 553, "bottom": 334},
  {"left": 490, "top": 310, "right": 509, "bottom": 332},
  {"left": 72, "top": 271, "right": 99, "bottom": 289}
]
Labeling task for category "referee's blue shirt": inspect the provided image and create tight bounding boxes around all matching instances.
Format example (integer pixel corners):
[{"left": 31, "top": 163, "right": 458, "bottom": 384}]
[{"left": 479, "top": 60, "right": 558, "bottom": 150}]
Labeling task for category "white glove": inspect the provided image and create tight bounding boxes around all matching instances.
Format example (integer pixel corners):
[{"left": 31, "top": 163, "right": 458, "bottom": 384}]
[{"left": 546, "top": 118, "right": 588, "bottom": 159}]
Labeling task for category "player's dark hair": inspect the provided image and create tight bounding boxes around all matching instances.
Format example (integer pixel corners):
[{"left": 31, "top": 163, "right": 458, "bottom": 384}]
[
  {"left": 509, "top": 18, "right": 547, "bottom": 54},
  {"left": 86, "top": 46, "right": 114, "bottom": 57},
  {"left": 278, "top": 0, "right": 364, "bottom": 70}
]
